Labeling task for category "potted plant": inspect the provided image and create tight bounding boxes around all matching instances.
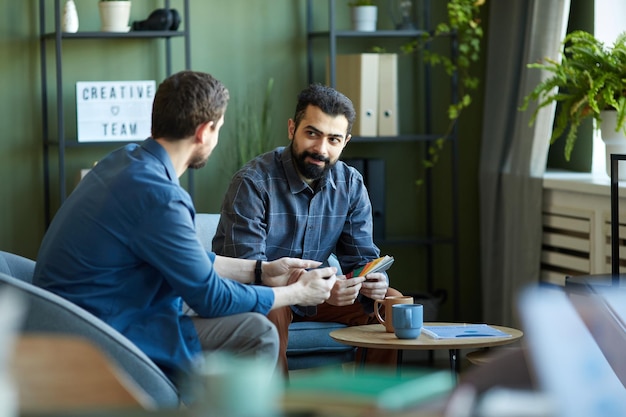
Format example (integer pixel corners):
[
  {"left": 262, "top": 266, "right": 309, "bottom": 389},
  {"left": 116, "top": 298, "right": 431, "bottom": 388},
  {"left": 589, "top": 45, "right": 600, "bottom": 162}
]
[
  {"left": 521, "top": 30, "right": 626, "bottom": 175},
  {"left": 400, "top": 0, "right": 485, "bottom": 182},
  {"left": 235, "top": 78, "right": 275, "bottom": 169},
  {"left": 220, "top": 78, "right": 275, "bottom": 177},
  {"left": 349, "top": 0, "right": 378, "bottom": 32},
  {"left": 98, "top": 0, "right": 131, "bottom": 32}
]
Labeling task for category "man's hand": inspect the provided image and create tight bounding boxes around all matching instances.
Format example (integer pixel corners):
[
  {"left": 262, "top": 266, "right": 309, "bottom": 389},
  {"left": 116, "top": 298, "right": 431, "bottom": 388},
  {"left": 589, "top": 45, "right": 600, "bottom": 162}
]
[
  {"left": 359, "top": 272, "right": 388, "bottom": 301},
  {"left": 326, "top": 275, "right": 366, "bottom": 306},
  {"left": 271, "top": 267, "right": 337, "bottom": 309},
  {"left": 293, "top": 267, "right": 338, "bottom": 306},
  {"left": 262, "top": 258, "right": 322, "bottom": 287}
]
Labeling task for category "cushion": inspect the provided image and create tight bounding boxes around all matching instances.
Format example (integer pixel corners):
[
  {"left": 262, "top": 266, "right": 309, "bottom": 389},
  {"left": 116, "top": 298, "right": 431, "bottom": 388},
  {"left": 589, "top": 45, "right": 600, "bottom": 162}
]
[
  {"left": 0, "top": 251, "right": 36, "bottom": 283},
  {"left": 287, "top": 321, "right": 354, "bottom": 354},
  {"left": 195, "top": 213, "right": 220, "bottom": 250}
]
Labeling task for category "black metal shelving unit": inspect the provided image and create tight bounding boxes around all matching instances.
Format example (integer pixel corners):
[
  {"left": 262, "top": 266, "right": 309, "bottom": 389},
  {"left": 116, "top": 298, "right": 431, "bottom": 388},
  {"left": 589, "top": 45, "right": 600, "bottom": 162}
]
[
  {"left": 305, "top": 0, "right": 461, "bottom": 319},
  {"left": 39, "top": 0, "right": 191, "bottom": 226}
]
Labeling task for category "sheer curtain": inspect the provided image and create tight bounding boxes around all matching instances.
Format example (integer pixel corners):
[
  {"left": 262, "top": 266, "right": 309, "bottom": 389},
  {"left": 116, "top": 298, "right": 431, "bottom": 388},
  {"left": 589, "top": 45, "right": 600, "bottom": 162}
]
[{"left": 479, "top": 0, "right": 571, "bottom": 326}]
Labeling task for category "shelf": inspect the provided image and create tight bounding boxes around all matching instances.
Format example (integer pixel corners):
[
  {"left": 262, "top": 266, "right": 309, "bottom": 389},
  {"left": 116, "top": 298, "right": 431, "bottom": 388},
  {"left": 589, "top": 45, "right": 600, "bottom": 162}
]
[
  {"left": 350, "top": 134, "right": 451, "bottom": 143},
  {"left": 42, "top": 31, "right": 186, "bottom": 40},
  {"left": 45, "top": 140, "right": 139, "bottom": 148},
  {"left": 39, "top": 0, "right": 191, "bottom": 226},
  {"left": 308, "top": 29, "right": 430, "bottom": 39},
  {"left": 306, "top": 0, "right": 461, "bottom": 319}
]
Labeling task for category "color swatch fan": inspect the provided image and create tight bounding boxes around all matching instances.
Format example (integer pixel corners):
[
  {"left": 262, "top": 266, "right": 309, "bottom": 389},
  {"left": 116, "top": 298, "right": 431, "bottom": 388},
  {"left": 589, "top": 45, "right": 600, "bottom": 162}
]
[{"left": 347, "top": 255, "right": 395, "bottom": 278}]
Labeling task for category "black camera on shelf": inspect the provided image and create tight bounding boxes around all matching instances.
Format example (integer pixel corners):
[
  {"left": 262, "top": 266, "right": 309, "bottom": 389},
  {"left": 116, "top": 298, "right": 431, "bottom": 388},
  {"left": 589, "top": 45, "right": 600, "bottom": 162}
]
[{"left": 132, "top": 9, "right": 181, "bottom": 31}]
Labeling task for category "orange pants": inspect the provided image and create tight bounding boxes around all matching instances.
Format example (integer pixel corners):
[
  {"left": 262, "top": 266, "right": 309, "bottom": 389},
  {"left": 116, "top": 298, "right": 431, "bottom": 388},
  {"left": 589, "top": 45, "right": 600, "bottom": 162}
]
[{"left": 267, "top": 288, "right": 403, "bottom": 375}]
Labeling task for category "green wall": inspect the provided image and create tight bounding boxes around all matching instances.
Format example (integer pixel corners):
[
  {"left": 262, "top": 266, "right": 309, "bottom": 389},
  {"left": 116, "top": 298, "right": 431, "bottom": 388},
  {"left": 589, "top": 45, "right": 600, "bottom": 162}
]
[{"left": 0, "top": 0, "right": 485, "bottom": 322}]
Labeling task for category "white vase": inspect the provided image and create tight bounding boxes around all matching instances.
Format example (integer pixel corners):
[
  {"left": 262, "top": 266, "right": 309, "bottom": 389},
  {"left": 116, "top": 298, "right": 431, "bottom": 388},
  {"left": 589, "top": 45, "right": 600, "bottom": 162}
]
[
  {"left": 98, "top": 1, "right": 132, "bottom": 33},
  {"left": 600, "top": 110, "right": 626, "bottom": 180},
  {"left": 351, "top": 6, "right": 377, "bottom": 32},
  {"left": 62, "top": 0, "right": 79, "bottom": 33}
]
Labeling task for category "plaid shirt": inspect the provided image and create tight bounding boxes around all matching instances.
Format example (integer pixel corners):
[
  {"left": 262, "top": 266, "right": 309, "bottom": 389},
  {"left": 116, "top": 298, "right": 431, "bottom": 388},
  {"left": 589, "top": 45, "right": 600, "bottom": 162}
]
[
  {"left": 213, "top": 145, "right": 380, "bottom": 270},
  {"left": 213, "top": 145, "right": 382, "bottom": 314}
]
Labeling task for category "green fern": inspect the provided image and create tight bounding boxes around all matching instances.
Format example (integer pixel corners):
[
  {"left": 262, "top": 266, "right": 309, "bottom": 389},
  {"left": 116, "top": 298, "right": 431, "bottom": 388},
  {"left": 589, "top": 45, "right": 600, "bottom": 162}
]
[{"left": 521, "top": 30, "right": 626, "bottom": 160}]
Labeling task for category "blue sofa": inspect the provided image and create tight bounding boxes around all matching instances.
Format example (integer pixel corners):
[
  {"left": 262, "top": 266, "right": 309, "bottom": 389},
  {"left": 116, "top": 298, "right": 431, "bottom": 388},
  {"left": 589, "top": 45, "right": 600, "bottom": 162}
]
[{"left": 195, "top": 213, "right": 356, "bottom": 371}]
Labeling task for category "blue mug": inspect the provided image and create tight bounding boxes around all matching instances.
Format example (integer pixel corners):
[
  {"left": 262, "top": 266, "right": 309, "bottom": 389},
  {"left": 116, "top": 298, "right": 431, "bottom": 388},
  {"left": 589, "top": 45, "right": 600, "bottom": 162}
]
[{"left": 392, "top": 304, "right": 423, "bottom": 339}]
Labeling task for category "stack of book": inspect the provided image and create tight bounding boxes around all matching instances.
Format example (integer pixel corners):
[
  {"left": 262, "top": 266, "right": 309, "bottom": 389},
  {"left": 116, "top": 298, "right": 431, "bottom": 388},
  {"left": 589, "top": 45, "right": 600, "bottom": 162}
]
[{"left": 283, "top": 367, "right": 454, "bottom": 414}]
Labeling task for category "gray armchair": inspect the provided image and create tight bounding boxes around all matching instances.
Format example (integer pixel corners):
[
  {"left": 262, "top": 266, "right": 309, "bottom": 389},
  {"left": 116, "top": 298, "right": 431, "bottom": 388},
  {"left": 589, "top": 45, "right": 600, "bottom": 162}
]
[
  {"left": 0, "top": 251, "right": 179, "bottom": 408},
  {"left": 195, "top": 213, "right": 356, "bottom": 371},
  {"left": 0, "top": 250, "right": 36, "bottom": 283}
]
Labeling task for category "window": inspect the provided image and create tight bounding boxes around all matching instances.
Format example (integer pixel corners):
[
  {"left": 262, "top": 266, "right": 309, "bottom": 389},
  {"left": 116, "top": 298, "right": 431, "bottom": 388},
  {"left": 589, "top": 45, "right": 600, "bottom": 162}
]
[{"left": 591, "top": 0, "right": 626, "bottom": 177}]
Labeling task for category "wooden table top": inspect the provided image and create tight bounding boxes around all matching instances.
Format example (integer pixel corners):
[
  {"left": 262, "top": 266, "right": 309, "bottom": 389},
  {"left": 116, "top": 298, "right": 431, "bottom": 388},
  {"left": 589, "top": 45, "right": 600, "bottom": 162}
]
[
  {"left": 10, "top": 334, "right": 152, "bottom": 413},
  {"left": 330, "top": 322, "right": 523, "bottom": 350}
]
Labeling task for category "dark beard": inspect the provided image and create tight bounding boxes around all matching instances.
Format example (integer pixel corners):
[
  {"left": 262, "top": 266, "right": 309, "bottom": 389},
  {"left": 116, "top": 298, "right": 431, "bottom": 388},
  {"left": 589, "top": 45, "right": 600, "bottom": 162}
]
[
  {"left": 188, "top": 154, "right": 208, "bottom": 170},
  {"left": 189, "top": 160, "right": 207, "bottom": 169},
  {"left": 294, "top": 150, "right": 332, "bottom": 181}
]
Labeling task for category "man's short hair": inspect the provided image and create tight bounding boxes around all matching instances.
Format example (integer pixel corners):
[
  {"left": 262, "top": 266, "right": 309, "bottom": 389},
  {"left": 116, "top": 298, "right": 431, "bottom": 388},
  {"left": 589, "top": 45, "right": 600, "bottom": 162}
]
[
  {"left": 151, "top": 71, "right": 230, "bottom": 140},
  {"left": 293, "top": 83, "right": 356, "bottom": 135}
]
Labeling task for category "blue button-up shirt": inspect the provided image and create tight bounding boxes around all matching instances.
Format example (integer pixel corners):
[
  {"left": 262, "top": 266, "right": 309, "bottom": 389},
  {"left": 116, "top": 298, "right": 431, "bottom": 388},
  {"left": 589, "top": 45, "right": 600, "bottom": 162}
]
[
  {"left": 33, "top": 138, "right": 274, "bottom": 381},
  {"left": 212, "top": 145, "right": 381, "bottom": 313}
]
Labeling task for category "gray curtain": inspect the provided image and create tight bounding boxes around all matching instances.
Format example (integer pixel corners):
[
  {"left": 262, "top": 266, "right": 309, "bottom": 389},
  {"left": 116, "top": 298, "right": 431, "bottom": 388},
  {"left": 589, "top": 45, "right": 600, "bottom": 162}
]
[{"left": 479, "top": 0, "right": 571, "bottom": 326}]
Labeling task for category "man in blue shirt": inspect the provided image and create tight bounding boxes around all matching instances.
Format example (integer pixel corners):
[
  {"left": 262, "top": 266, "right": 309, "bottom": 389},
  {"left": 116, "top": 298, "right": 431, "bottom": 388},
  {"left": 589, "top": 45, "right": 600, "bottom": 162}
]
[
  {"left": 213, "top": 84, "right": 401, "bottom": 373},
  {"left": 33, "top": 71, "right": 337, "bottom": 390}
]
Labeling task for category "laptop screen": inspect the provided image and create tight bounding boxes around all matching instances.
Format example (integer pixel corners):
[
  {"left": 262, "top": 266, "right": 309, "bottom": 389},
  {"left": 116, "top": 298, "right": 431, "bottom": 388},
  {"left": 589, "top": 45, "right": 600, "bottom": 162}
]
[{"left": 518, "top": 283, "right": 626, "bottom": 417}]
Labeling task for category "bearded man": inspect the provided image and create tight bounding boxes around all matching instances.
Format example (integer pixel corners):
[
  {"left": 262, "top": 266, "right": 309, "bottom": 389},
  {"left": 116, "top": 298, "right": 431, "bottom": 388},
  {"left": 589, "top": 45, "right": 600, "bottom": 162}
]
[{"left": 212, "top": 83, "right": 402, "bottom": 374}]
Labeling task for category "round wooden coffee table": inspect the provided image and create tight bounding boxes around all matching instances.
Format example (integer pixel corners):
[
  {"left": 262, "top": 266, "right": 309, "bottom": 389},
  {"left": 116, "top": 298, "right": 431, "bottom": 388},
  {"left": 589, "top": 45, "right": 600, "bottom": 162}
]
[{"left": 330, "top": 322, "right": 523, "bottom": 374}]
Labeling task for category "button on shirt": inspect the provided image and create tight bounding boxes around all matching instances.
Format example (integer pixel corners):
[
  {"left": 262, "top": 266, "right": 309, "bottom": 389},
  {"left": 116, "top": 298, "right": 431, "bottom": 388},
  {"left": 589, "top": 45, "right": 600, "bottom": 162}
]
[
  {"left": 33, "top": 138, "right": 274, "bottom": 381},
  {"left": 212, "top": 145, "right": 381, "bottom": 313}
]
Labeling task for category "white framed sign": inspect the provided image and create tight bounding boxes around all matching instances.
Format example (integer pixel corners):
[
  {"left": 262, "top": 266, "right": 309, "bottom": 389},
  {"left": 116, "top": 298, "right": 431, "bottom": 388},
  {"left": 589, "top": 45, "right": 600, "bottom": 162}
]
[{"left": 76, "top": 80, "right": 156, "bottom": 142}]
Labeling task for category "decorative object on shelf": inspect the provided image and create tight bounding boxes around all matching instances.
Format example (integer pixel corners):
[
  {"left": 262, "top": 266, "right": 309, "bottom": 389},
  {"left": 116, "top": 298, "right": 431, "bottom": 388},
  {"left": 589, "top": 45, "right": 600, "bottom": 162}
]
[
  {"left": 400, "top": 0, "right": 485, "bottom": 183},
  {"left": 521, "top": 30, "right": 626, "bottom": 178},
  {"left": 387, "top": 0, "right": 416, "bottom": 30},
  {"left": 75, "top": 80, "right": 156, "bottom": 142},
  {"left": 98, "top": 0, "right": 132, "bottom": 33},
  {"left": 62, "top": 0, "right": 79, "bottom": 33},
  {"left": 132, "top": 8, "right": 181, "bottom": 31},
  {"left": 349, "top": 0, "right": 378, "bottom": 32}
]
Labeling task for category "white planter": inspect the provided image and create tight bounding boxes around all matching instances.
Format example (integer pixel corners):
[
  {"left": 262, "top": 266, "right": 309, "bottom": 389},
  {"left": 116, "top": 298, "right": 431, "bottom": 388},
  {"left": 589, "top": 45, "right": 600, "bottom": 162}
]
[
  {"left": 98, "top": 1, "right": 131, "bottom": 33},
  {"left": 351, "top": 6, "right": 377, "bottom": 32},
  {"left": 600, "top": 110, "right": 626, "bottom": 180}
]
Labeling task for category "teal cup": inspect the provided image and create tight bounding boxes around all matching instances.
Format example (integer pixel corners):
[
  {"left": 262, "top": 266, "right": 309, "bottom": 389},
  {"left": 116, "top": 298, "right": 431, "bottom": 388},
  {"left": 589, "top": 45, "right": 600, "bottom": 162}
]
[{"left": 392, "top": 304, "right": 423, "bottom": 339}]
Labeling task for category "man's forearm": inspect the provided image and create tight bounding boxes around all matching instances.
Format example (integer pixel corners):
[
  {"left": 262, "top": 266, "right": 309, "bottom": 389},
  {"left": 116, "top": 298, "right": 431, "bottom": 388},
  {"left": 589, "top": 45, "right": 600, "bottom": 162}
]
[
  {"left": 213, "top": 255, "right": 255, "bottom": 284},
  {"left": 271, "top": 284, "right": 306, "bottom": 309}
]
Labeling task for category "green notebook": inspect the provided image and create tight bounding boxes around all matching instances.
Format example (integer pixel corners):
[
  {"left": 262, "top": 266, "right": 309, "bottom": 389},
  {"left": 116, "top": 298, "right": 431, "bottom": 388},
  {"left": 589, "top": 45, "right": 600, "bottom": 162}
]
[{"left": 284, "top": 367, "right": 454, "bottom": 412}]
